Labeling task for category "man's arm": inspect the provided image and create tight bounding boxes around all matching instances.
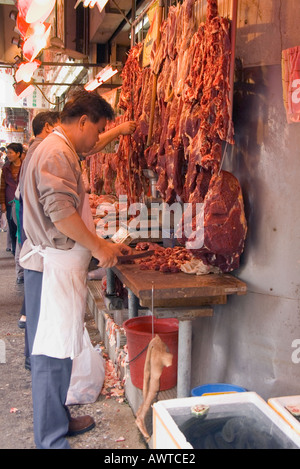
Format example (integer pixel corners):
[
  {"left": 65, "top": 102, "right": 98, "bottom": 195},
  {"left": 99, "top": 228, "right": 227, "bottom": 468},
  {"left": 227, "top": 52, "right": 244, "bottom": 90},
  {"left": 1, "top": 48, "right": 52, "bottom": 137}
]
[
  {"left": 54, "top": 211, "right": 131, "bottom": 268},
  {"left": 85, "top": 121, "right": 136, "bottom": 155}
]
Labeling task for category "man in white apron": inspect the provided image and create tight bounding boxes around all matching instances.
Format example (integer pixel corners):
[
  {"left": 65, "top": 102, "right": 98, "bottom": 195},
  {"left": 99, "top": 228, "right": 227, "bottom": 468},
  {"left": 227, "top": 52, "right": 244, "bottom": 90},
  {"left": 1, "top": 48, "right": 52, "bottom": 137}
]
[{"left": 20, "top": 89, "right": 132, "bottom": 449}]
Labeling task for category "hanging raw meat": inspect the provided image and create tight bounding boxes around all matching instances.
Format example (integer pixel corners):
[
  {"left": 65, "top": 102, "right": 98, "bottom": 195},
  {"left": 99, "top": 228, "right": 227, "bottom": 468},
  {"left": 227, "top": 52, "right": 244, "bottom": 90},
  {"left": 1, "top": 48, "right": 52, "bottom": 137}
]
[
  {"left": 176, "top": 0, "right": 247, "bottom": 272},
  {"left": 183, "top": 0, "right": 234, "bottom": 184},
  {"left": 116, "top": 43, "right": 149, "bottom": 203},
  {"left": 178, "top": 170, "right": 247, "bottom": 273},
  {"left": 93, "top": 0, "right": 247, "bottom": 273}
]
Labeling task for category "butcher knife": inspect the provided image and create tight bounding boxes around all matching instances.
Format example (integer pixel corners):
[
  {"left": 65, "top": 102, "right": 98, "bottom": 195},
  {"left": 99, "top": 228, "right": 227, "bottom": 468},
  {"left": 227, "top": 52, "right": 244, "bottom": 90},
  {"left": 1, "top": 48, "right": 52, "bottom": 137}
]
[{"left": 117, "top": 250, "right": 155, "bottom": 264}]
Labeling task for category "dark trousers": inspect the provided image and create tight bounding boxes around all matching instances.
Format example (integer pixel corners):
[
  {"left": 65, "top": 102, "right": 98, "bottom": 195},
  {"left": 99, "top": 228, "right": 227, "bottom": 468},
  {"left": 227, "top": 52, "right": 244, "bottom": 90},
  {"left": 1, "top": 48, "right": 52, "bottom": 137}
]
[
  {"left": 6, "top": 204, "right": 17, "bottom": 256},
  {"left": 24, "top": 269, "right": 72, "bottom": 449}
]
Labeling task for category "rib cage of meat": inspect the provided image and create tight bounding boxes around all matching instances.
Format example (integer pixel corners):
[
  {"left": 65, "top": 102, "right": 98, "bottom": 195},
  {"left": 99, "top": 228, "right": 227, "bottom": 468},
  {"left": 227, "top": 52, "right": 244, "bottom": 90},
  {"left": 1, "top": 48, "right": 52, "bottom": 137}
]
[{"left": 94, "top": 0, "right": 247, "bottom": 272}]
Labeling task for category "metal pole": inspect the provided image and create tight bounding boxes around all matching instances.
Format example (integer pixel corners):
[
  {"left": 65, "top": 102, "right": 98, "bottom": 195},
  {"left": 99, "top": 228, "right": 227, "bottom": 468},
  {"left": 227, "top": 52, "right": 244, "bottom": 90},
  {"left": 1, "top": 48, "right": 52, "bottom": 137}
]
[
  {"left": 106, "top": 268, "right": 116, "bottom": 296},
  {"left": 39, "top": 62, "right": 103, "bottom": 67},
  {"left": 130, "top": 0, "right": 159, "bottom": 29},
  {"left": 128, "top": 289, "right": 139, "bottom": 318},
  {"left": 229, "top": 0, "right": 238, "bottom": 119},
  {"left": 131, "top": 0, "right": 136, "bottom": 47},
  {"left": 177, "top": 320, "right": 192, "bottom": 398},
  {"left": 219, "top": 0, "right": 238, "bottom": 175}
]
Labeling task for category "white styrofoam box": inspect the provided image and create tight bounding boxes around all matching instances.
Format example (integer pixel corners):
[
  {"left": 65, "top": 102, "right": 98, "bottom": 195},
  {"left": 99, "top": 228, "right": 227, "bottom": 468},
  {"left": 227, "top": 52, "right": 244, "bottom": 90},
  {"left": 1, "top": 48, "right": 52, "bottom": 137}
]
[
  {"left": 268, "top": 396, "right": 300, "bottom": 435},
  {"left": 152, "top": 392, "right": 300, "bottom": 449}
]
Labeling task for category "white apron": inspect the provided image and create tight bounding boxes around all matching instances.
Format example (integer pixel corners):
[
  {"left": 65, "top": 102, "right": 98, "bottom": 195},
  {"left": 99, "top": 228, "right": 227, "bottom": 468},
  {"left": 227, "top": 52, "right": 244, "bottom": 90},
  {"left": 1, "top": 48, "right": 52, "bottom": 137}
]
[
  {"left": 21, "top": 130, "right": 96, "bottom": 359},
  {"left": 32, "top": 239, "right": 91, "bottom": 359}
]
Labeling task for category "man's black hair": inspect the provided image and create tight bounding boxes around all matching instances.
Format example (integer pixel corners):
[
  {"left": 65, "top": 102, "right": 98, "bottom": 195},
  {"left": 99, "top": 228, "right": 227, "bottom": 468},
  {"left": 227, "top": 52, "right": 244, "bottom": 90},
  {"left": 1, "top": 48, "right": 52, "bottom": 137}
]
[
  {"left": 32, "top": 111, "right": 60, "bottom": 137},
  {"left": 7, "top": 142, "right": 23, "bottom": 156},
  {"left": 60, "top": 88, "right": 115, "bottom": 124}
]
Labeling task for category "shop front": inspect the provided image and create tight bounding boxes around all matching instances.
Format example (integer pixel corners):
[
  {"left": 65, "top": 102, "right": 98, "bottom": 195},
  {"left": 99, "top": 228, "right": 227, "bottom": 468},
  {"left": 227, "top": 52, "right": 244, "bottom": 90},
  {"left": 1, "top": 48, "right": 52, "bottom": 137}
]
[{"left": 1, "top": 0, "right": 300, "bottom": 449}]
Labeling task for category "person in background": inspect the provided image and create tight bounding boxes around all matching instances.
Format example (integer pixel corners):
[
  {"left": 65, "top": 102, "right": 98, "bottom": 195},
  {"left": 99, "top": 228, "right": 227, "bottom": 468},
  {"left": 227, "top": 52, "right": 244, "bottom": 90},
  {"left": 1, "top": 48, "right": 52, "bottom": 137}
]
[
  {"left": 20, "top": 89, "right": 132, "bottom": 449},
  {"left": 18, "top": 111, "right": 61, "bottom": 203},
  {"left": 0, "top": 148, "right": 7, "bottom": 232},
  {"left": 16, "top": 111, "right": 60, "bottom": 369},
  {"left": 0, "top": 143, "right": 23, "bottom": 257},
  {"left": 0, "top": 148, "right": 5, "bottom": 168},
  {"left": 0, "top": 147, "right": 12, "bottom": 248},
  {"left": 0, "top": 146, "right": 7, "bottom": 164},
  {"left": 12, "top": 143, "right": 28, "bottom": 285}
]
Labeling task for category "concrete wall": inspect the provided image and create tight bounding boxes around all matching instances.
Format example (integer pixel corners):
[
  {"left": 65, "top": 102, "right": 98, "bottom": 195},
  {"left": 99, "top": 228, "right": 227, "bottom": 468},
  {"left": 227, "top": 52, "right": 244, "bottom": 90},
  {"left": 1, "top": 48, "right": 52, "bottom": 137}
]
[{"left": 191, "top": 0, "right": 300, "bottom": 400}]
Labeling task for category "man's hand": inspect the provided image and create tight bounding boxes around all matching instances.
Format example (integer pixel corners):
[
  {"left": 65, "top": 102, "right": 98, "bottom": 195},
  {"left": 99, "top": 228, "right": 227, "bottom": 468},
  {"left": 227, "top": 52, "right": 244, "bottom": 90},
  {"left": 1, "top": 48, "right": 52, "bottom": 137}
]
[
  {"left": 118, "top": 121, "right": 136, "bottom": 135},
  {"left": 92, "top": 241, "right": 132, "bottom": 268},
  {"left": 54, "top": 212, "right": 133, "bottom": 269},
  {"left": 1, "top": 203, "right": 6, "bottom": 213}
]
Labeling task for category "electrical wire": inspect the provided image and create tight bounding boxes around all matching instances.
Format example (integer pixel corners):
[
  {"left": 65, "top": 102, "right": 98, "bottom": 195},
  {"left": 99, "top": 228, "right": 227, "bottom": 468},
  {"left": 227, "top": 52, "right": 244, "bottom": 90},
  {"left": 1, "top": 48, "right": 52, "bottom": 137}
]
[{"left": 34, "top": 83, "right": 70, "bottom": 106}]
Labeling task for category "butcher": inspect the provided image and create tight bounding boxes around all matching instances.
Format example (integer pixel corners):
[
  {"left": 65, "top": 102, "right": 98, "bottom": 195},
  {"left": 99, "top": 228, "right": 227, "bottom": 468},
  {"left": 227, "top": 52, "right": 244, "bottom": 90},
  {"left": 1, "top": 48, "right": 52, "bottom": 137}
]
[{"left": 20, "top": 89, "right": 132, "bottom": 449}]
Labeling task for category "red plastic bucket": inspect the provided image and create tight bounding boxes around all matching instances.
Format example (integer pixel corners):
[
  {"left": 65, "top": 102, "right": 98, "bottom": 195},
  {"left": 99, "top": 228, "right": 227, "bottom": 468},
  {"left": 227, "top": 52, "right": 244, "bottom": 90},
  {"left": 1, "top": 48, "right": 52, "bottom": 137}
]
[{"left": 123, "top": 316, "right": 178, "bottom": 390}]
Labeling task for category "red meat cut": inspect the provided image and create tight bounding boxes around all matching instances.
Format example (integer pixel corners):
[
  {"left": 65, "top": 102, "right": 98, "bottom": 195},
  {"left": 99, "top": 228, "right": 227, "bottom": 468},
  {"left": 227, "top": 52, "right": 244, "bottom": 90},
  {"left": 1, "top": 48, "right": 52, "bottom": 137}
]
[{"left": 178, "top": 170, "right": 247, "bottom": 272}]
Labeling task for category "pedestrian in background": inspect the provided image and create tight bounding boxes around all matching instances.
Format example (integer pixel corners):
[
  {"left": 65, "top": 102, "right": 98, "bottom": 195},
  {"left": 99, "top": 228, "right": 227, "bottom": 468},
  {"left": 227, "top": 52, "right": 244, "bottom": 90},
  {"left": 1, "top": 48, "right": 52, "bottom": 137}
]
[
  {"left": 0, "top": 148, "right": 8, "bottom": 232},
  {"left": 0, "top": 142, "right": 23, "bottom": 257}
]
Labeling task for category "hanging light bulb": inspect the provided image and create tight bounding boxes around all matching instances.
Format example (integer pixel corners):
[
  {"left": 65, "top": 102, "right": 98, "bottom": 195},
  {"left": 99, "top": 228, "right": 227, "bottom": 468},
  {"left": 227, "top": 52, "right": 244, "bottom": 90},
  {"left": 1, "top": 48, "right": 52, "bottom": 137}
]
[
  {"left": 94, "top": 0, "right": 109, "bottom": 12},
  {"left": 17, "top": 0, "right": 56, "bottom": 24},
  {"left": 16, "top": 13, "right": 31, "bottom": 37},
  {"left": 75, "top": 0, "right": 109, "bottom": 13},
  {"left": 14, "top": 80, "right": 35, "bottom": 99},
  {"left": 22, "top": 22, "right": 51, "bottom": 61},
  {"left": 15, "top": 60, "right": 41, "bottom": 83},
  {"left": 84, "top": 65, "right": 118, "bottom": 91}
]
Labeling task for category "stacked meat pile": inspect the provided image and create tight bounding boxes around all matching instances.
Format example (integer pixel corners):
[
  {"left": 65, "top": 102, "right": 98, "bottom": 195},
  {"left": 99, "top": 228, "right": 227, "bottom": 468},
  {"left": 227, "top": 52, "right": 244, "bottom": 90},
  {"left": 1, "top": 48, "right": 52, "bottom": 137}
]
[
  {"left": 135, "top": 242, "right": 193, "bottom": 273},
  {"left": 88, "top": 193, "right": 119, "bottom": 228}
]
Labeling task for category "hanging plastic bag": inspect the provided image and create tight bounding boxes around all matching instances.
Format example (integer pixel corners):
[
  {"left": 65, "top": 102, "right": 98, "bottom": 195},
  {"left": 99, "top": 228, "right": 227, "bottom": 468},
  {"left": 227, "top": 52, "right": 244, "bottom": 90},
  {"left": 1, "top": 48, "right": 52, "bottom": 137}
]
[{"left": 66, "top": 327, "right": 105, "bottom": 405}]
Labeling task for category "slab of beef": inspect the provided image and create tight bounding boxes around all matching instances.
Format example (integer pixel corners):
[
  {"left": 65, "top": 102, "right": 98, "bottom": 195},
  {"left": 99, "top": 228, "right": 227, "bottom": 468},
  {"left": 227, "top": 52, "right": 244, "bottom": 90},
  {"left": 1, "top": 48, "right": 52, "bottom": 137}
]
[{"left": 178, "top": 170, "right": 247, "bottom": 273}]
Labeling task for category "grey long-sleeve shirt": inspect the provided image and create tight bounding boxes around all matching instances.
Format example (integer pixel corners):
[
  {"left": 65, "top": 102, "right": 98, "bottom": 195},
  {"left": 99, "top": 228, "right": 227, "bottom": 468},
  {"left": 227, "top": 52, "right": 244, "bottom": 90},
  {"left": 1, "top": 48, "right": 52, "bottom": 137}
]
[
  {"left": 20, "top": 126, "right": 86, "bottom": 272},
  {"left": 18, "top": 136, "right": 43, "bottom": 199}
]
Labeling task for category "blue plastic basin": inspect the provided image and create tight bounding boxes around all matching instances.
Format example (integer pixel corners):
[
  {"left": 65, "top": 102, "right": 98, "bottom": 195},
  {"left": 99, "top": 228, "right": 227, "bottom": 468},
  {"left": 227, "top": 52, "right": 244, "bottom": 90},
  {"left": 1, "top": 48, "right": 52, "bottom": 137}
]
[{"left": 191, "top": 383, "right": 247, "bottom": 396}]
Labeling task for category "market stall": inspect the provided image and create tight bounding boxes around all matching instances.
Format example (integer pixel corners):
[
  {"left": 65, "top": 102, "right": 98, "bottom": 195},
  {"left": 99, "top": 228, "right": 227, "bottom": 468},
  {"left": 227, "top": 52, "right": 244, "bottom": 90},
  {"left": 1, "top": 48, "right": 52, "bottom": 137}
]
[
  {"left": 85, "top": 0, "right": 249, "bottom": 441},
  {"left": 2, "top": 0, "right": 300, "bottom": 451}
]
